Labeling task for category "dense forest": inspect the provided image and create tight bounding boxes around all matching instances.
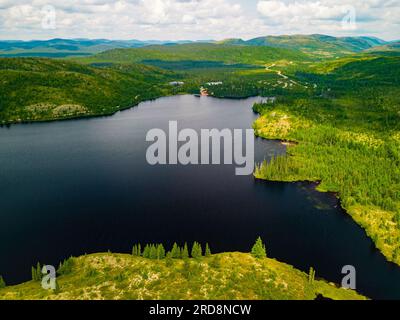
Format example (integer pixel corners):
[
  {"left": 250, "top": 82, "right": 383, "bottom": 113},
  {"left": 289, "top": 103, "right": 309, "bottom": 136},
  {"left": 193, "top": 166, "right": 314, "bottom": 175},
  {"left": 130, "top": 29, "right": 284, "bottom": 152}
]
[
  {"left": 0, "top": 41, "right": 399, "bottom": 269},
  {"left": 253, "top": 56, "right": 400, "bottom": 265}
]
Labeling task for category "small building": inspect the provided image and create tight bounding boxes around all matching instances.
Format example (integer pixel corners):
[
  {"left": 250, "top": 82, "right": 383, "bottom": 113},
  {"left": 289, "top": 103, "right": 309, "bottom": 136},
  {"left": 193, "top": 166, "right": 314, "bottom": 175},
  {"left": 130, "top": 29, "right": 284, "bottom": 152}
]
[
  {"left": 169, "top": 81, "right": 185, "bottom": 86},
  {"left": 261, "top": 97, "right": 277, "bottom": 104}
]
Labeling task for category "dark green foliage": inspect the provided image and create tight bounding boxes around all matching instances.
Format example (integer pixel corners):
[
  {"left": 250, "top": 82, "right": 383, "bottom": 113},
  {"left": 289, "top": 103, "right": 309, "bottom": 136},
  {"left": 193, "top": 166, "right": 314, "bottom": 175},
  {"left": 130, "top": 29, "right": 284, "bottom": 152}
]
[
  {"left": 0, "top": 58, "right": 173, "bottom": 124},
  {"left": 0, "top": 276, "right": 5, "bottom": 288},
  {"left": 251, "top": 237, "right": 267, "bottom": 259}
]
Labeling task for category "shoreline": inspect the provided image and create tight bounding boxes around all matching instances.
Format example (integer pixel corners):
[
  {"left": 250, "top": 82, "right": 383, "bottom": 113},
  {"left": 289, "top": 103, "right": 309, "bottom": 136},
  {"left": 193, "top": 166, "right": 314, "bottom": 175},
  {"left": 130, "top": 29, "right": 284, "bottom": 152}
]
[{"left": 253, "top": 129, "right": 400, "bottom": 268}]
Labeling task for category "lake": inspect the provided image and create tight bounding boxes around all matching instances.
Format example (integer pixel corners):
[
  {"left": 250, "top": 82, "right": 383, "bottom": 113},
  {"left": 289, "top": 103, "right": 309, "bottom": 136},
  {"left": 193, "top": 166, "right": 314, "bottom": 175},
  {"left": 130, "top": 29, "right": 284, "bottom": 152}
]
[{"left": 0, "top": 95, "right": 399, "bottom": 299}]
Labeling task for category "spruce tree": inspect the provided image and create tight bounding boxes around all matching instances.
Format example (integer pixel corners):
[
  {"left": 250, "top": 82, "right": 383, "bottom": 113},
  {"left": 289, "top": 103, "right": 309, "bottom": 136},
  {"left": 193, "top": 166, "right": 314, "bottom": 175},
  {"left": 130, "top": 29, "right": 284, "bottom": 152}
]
[
  {"left": 191, "top": 242, "right": 202, "bottom": 259},
  {"left": 309, "top": 267, "right": 316, "bottom": 284},
  {"left": 31, "top": 266, "right": 37, "bottom": 281},
  {"left": 143, "top": 245, "right": 150, "bottom": 258},
  {"left": 251, "top": 237, "right": 267, "bottom": 259},
  {"left": 171, "top": 243, "right": 180, "bottom": 259},
  {"left": 157, "top": 244, "right": 166, "bottom": 260},
  {"left": 36, "top": 262, "right": 42, "bottom": 281},
  {"left": 0, "top": 276, "right": 5, "bottom": 288},
  {"left": 132, "top": 245, "right": 137, "bottom": 256},
  {"left": 205, "top": 243, "right": 212, "bottom": 257},
  {"left": 137, "top": 244, "right": 142, "bottom": 257},
  {"left": 149, "top": 245, "right": 158, "bottom": 259},
  {"left": 182, "top": 243, "right": 189, "bottom": 259}
]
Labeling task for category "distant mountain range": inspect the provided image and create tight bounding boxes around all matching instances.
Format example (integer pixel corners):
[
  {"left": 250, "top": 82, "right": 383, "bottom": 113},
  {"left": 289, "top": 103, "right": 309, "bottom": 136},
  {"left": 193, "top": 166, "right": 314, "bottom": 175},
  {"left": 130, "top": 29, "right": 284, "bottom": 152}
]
[
  {"left": 218, "top": 34, "right": 390, "bottom": 57},
  {"left": 0, "top": 39, "right": 205, "bottom": 58},
  {"left": 0, "top": 35, "right": 398, "bottom": 58}
]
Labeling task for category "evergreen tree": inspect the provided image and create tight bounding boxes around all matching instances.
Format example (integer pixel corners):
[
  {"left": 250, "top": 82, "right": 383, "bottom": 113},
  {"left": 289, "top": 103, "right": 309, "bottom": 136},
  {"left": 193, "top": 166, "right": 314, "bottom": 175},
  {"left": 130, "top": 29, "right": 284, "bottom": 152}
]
[
  {"left": 143, "top": 245, "right": 150, "bottom": 258},
  {"left": 191, "top": 242, "right": 202, "bottom": 259},
  {"left": 132, "top": 245, "right": 137, "bottom": 256},
  {"left": 205, "top": 243, "right": 212, "bottom": 257},
  {"left": 182, "top": 243, "right": 189, "bottom": 259},
  {"left": 31, "top": 266, "right": 37, "bottom": 281},
  {"left": 137, "top": 244, "right": 142, "bottom": 257},
  {"left": 157, "top": 244, "right": 166, "bottom": 260},
  {"left": 171, "top": 243, "right": 180, "bottom": 259},
  {"left": 0, "top": 275, "right": 5, "bottom": 288},
  {"left": 149, "top": 245, "right": 158, "bottom": 259},
  {"left": 36, "top": 262, "right": 42, "bottom": 281},
  {"left": 251, "top": 237, "right": 267, "bottom": 259},
  {"left": 309, "top": 267, "right": 316, "bottom": 284}
]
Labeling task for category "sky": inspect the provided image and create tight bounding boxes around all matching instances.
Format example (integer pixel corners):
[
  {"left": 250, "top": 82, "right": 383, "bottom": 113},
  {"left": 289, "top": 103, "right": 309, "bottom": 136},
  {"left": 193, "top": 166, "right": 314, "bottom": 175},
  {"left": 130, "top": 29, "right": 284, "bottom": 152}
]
[{"left": 0, "top": 0, "right": 399, "bottom": 41}]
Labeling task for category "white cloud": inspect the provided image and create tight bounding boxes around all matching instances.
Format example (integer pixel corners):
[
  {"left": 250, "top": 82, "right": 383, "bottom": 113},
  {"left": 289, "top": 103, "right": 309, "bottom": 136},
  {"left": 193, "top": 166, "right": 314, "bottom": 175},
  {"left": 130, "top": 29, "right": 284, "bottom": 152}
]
[
  {"left": 0, "top": 0, "right": 398, "bottom": 40},
  {"left": 256, "top": 0, "right": 399, "bottom": 40}
]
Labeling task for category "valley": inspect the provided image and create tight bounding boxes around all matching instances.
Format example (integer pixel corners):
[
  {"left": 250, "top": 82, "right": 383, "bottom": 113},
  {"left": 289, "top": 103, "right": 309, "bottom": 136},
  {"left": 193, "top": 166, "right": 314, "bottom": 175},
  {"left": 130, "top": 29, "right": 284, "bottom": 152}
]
[{"left": 0, "top": 34, "right": 399, "bottom": 300}]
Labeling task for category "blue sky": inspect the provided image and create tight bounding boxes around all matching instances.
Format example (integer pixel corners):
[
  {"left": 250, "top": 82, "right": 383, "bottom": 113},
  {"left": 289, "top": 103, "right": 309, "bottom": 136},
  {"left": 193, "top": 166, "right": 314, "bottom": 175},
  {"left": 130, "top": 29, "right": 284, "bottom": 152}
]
[{"left": 0, "top": 0, "right": 399, "bottom": 41}]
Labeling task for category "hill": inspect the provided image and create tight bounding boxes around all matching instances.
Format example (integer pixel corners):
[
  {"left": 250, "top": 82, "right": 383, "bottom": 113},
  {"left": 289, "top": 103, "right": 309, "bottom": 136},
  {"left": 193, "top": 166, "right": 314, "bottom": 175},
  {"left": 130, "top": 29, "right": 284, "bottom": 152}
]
[
  {"left": 0, "top": 252, "right": 365, "bottom": 300},
  {"left": 365, "top": 41, "right": 400, "bottom": 53},
  {"left": 254, "top": 55, "right": 400, "bottom": 266},
  {"left": 0, "top": 58, "right": 174, "bottom": 124},
  {"left": 221, "top": 34, "right": 386, "bottom": 57},
  {"left": 0, "top": 39, "right": 199, "bottom": 58},
  {"left": 81, "top": 43, "right": 310, "bottom": 65}
]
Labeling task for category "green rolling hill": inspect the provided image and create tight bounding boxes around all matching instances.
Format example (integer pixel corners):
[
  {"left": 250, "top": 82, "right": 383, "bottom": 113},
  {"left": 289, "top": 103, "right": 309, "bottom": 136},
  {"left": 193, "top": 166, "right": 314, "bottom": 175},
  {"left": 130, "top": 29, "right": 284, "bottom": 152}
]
[
  {"left": 80, "top": 43, "right": 311, "bottom": 65},
  {"left": 220, "top": 34, "right": 387, "bottom": 57},
  {"left": 0, "top": 58, "right": 175, "bottom": 124}
]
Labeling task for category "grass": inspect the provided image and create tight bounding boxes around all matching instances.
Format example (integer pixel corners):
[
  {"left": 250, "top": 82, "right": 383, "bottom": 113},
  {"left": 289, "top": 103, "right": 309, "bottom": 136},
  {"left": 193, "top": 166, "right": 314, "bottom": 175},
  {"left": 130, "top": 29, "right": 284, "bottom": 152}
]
[{"left": 0, "top": 252, "right": 366, "bottom": 300}]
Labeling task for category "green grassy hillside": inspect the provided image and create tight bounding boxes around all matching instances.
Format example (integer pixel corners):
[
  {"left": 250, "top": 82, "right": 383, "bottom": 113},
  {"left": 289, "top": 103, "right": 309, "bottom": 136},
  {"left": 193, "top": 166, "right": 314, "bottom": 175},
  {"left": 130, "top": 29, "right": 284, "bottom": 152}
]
[
  {"left": 0, "top": 58, "right": 174, "bottom": 124},
  {"left": 0, "top": 252, "right": 365, "bottom": 300}
]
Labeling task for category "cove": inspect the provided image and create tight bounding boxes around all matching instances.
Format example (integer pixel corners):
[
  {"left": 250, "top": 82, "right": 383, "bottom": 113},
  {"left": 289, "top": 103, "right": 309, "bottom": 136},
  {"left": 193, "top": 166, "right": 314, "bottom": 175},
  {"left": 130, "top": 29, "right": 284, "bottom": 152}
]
[{"left": 0, "top": 95, "right": 399, "bottom": 299}]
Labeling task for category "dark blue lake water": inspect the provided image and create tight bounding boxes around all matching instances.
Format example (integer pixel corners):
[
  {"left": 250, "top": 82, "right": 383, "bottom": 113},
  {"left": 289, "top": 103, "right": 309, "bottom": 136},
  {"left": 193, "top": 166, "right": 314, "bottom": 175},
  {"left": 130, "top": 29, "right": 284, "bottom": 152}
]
[{"left": 0, "top": 95, "right": 399, "bottom": 299}]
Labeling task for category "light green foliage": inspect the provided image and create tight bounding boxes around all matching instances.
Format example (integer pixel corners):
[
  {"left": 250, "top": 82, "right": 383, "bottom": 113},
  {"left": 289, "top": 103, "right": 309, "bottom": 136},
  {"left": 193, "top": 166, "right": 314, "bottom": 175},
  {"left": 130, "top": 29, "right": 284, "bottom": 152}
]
[
  {"left": 205, "top": 243, "right": 212, "bottom": 257},
  {"left": 191, "top": 242, "right": 203, "bottom": 259},
  {"left": 251, "top": 237, "right": 267, "bottom": 259}
]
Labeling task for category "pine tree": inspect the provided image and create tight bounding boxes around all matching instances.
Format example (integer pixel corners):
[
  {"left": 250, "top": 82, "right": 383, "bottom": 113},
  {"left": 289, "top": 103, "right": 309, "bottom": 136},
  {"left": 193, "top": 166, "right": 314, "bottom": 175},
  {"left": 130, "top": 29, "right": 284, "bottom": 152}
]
[
  {"left": 309, "top": 267, "right": 316, "bottom": 284},
  {"left": 132, "top": 245, "right": 137, "bottom": 256},
  {"left": 31, "top": 266, "right": 37, "bottom": 281},
  {"left": 171, "top": 243, "right": 180, "bottom": 259},
  {"left": 36, "top": 262, "right": 42, "bottom": 281},
  {"left": 157, "top": 244, "right": 166, "bottom": 260},
  {"left": 149, "top": 245, "right": 158, "bottom": 259},
  {"left": 251, "top": 237, "right": 267, "bottom": 259},
  {"left": 0, "top": 275, "right": 6, "bottom": 288},
  {"left": 191, "top": 242, "right": 202, "bottom": 259},
  {"left": 137, "top": 244, "right": 142, "bottom": 257},
  {"left": 143, "top": 245, "right": 150, "bottom": 258},
  {"left": 205, "top": 243, "right": 212, "bottom": 257},
  {"left": 182, "top": 243, "right": 189, "bottom": 259}
]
